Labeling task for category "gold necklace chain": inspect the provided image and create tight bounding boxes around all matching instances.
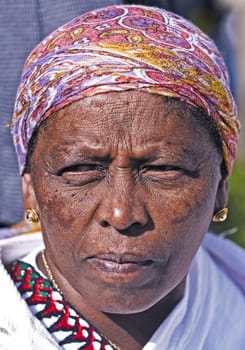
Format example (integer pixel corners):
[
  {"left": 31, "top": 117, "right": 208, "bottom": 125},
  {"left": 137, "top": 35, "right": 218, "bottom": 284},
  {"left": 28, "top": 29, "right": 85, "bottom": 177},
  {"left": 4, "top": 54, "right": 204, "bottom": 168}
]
[
  {"left": 102, "top": 336, "right": 121, "bottom": 350},
  {"left": 41, "top": 249, "right": 62, "bottom": 294},
  {"left": 41, "top": 249, "right": 121, "bottom": 350}
]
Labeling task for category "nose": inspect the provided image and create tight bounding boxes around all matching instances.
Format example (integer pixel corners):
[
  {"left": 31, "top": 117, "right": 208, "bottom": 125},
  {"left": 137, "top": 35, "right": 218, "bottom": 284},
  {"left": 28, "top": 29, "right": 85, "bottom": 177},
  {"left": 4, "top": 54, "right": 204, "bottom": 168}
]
[{"left": 95, "top": 172, "right": 149, "bottom": 232}]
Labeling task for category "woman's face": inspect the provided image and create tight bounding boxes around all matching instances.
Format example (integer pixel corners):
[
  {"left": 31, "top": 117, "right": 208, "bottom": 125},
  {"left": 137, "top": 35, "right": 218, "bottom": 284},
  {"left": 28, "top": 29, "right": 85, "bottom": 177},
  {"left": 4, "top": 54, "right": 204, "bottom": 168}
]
[{"left": 23, "top": 91, "right": 227, "bottom": 314}]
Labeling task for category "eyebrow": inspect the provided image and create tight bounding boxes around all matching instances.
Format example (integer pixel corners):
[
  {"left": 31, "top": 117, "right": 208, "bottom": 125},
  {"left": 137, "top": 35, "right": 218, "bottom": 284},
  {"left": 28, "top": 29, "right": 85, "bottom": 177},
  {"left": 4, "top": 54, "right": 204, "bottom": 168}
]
[{"left": 51, "top": 136, "right": 202, "bottom": 165}]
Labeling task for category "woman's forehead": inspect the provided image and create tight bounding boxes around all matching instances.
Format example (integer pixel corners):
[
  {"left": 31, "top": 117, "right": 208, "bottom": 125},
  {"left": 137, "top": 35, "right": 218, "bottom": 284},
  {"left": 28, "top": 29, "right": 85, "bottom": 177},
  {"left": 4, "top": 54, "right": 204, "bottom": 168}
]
[{"left": 38, "top": 91, "right": 213, "bottom": 153}]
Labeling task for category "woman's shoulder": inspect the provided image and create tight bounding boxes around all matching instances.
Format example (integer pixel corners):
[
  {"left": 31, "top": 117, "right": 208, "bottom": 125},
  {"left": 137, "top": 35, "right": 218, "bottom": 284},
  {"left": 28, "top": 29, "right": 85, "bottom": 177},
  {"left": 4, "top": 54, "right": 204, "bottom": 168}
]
[
  {"left": 0, "top": 230, "right": 43, "bottom": 264},
  {"left": 202, "top": 232, "right": 245, "bottom": 293},
  {"left": 0, "top": 254, "right": 59, "bottom": 350}
]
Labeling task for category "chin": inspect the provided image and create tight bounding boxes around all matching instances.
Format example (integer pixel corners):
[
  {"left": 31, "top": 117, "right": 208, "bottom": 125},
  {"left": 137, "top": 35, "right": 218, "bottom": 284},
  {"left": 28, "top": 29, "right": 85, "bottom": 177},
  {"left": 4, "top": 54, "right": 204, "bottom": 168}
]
[{"left": 87, "top": 286, "right": 168, "bottom": 315}]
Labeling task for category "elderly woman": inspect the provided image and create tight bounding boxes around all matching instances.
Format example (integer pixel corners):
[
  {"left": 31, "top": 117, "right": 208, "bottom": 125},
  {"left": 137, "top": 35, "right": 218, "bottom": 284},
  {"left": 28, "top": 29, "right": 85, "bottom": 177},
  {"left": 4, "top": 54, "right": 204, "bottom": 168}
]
[{"left": 0, "top": 4, "right": 244, "bottom": 350}]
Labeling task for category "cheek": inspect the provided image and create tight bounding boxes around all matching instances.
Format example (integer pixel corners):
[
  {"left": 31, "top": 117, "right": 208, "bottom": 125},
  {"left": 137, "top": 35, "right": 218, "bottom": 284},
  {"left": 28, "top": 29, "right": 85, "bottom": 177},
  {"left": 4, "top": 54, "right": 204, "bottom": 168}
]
[
  {"left": 145, "top": 185, "right": 216, "bottom": 291},
  {"left": 34, "top": 177, "right": 101, "bottom": 247},
  {"left": 152, "top": 189, "right": 205, "bottom": 224},
  {"left": 150, "top": 180, "right": 217, "bottom": 250}
]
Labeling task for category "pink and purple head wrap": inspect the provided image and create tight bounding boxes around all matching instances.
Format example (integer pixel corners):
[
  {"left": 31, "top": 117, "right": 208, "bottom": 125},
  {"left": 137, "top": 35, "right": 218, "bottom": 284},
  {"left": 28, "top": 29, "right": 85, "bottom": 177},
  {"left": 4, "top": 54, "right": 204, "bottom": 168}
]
[{"left": 11, "top": 5, "right": 240, "bottom": 175}]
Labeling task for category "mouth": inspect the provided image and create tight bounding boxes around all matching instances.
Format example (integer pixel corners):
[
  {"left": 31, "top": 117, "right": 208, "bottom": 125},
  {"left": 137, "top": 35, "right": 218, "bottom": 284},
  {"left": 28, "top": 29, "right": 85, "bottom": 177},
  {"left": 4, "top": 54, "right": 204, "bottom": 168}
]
[{"left": 86, "top": 253, "right": 154, "bottom": 274}]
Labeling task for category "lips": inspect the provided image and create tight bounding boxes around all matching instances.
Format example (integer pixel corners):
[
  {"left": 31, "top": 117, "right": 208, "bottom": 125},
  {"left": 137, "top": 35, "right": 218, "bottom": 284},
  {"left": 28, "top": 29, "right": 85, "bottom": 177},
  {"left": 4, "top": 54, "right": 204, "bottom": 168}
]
[{"left": 86, "top": 253, "right": 153, "bottom": 274}]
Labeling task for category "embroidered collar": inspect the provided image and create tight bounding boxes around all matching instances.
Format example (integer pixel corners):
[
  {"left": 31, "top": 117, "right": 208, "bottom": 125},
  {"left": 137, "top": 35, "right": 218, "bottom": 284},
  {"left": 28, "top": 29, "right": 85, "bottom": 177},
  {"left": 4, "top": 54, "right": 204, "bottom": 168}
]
[{"left": 7, "top": 260, "right": 116, "bottom": 350}]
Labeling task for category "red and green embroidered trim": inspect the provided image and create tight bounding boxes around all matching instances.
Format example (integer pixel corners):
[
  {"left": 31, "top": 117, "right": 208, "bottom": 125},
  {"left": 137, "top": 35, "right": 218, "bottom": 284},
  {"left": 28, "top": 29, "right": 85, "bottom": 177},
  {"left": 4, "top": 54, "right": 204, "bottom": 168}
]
[{"left": 7, "top": 260, "right": 115, "bottom": 350}]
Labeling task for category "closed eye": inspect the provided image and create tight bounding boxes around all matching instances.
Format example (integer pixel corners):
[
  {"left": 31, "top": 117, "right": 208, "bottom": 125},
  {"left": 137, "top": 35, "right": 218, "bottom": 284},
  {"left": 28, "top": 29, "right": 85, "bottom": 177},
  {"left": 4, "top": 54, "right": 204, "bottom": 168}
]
[
  {"left": 145, "top": 165, "right": 181, "bottom": 172},
  {"left": 56, "top": 163, "right": 107, "bottom": 186},
  {"left": 141, "top": 164, "right": 199, "bottom": 180},
  {"left": 142, "top": 165, "right": 184, "bottom": 173},
  {"left": 57, "top": 163, "right": 106, "bottom": 176}
]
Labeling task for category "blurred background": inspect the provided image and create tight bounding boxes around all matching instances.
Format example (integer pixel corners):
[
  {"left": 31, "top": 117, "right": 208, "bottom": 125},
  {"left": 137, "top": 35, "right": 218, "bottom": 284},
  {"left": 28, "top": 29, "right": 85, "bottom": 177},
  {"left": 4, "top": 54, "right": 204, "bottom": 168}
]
[{"left": 0, "top": 0, "right": 244, "bottom": 246}]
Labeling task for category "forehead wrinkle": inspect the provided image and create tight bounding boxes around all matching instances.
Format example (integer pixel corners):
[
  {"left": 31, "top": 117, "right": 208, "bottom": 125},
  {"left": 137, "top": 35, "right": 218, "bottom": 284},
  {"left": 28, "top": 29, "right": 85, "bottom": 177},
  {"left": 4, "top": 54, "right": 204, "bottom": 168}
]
[
  {"left": 128, "top": 140, "right": 200, "bottom": 164},
  {"left": 37, "top": 91, "right": 221, "bottom": 167},
  {"left": 81, "top": 90, "right": 165, "bottom": 128},
  {"left": 48, "top": 136, "right": 112, "bottom": 160}
]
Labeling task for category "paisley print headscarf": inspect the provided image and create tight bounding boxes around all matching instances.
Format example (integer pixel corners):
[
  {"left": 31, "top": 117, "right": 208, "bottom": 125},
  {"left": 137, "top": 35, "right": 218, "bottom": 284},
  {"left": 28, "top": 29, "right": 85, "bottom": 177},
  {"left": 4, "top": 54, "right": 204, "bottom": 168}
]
[{"left": 11, "top": 5, "right": 240, "bottom": 174}]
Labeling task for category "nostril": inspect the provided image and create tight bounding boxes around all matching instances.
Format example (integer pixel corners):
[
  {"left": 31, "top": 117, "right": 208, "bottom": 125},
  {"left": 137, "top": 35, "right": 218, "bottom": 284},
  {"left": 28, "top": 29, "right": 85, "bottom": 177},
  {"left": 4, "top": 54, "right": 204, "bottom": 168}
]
[{"left": 100, "top": 220, "right": 110, "bottom": 228}]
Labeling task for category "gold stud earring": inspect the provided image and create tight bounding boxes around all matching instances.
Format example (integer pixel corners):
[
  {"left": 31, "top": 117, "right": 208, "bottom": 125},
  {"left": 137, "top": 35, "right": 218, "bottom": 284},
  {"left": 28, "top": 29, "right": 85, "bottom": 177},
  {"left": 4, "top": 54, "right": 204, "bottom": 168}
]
[
  {"left": 212, "top": 208, "right": 228, "bottom": 222},
  {"left": 26, "top": 208, "right": 40, "bottom": 223}
]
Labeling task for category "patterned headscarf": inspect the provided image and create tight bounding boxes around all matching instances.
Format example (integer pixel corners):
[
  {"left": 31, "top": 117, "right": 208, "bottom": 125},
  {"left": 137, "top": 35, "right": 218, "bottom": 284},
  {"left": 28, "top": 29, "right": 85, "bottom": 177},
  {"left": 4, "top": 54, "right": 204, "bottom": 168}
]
[{"left": 12, "top": 5, "right": 240, "bottom": 175}]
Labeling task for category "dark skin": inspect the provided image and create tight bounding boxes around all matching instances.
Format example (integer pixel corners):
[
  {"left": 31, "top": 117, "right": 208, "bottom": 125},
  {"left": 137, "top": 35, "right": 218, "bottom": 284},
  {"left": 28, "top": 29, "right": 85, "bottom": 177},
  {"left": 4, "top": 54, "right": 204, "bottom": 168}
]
[{"left": 22, "top": 91, "right": 228, "bottom": 349}]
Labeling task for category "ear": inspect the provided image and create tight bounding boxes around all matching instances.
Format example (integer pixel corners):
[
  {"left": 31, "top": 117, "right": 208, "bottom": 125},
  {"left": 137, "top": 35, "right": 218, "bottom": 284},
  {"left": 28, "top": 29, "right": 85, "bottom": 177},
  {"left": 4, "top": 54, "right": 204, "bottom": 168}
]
[
  {"left": 21, "top": 173, "right": 39, "bottom": 211},
  {"left": 213, "top": 174, "right": 228, "bottom": 215}
]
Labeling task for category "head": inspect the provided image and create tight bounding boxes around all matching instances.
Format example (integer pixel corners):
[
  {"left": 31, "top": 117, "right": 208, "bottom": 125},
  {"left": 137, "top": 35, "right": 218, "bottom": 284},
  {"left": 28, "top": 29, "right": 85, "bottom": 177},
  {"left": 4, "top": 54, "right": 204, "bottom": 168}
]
[
  {"left": 22, "top": 90, "right": 228, "bottom": 313},
  {"left": 13, "top": 5, "right": 239, "bottom": 314}
]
